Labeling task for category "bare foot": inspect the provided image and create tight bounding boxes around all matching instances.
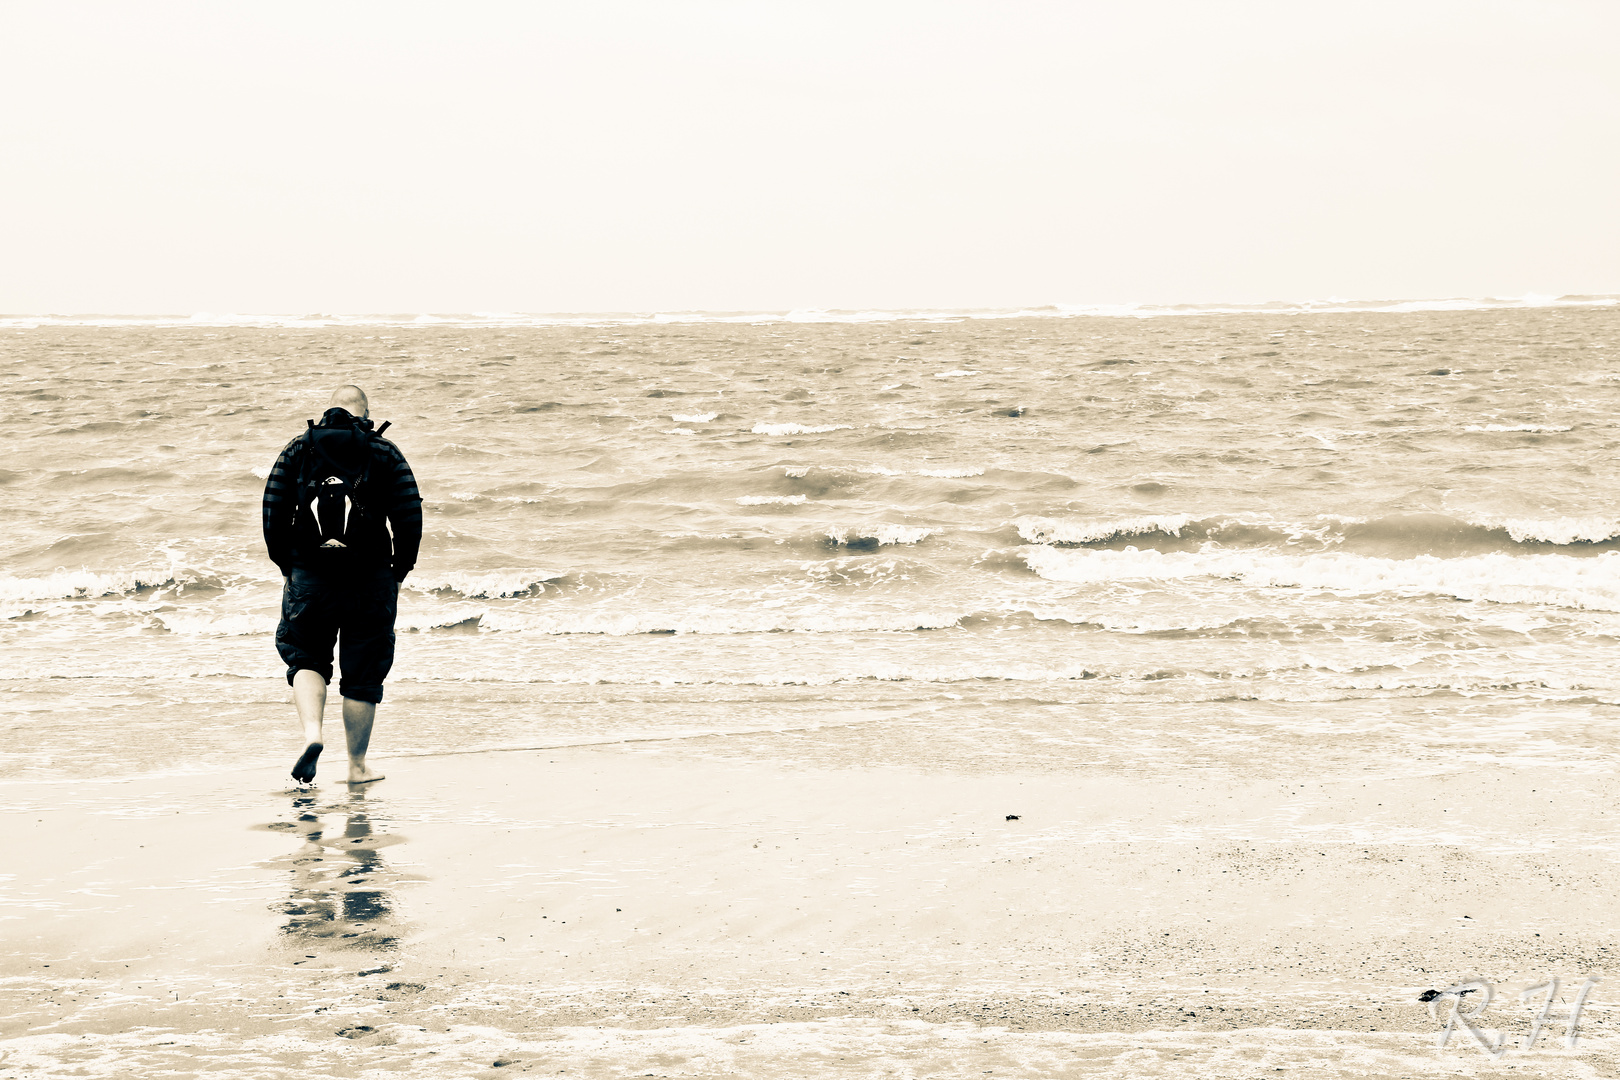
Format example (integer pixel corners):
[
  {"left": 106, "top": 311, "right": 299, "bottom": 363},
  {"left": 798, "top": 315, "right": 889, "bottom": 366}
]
[
  {"left": 347, "top": 764, "right": 385, "bottom": 784},
  {"left": 292, "top": 742, "right": 323, "bottom": 784}
]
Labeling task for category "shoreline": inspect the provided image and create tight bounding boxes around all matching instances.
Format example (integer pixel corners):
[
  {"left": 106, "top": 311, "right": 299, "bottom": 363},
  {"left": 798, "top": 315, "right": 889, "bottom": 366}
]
[{"left": 5, "top": 744, "right": 1618, "bottom": 1075}]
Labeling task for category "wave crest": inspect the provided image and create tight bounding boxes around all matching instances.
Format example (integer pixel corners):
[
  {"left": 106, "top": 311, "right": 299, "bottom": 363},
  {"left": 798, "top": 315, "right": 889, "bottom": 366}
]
[
  {"left": 418, "top": 569, "right": 566, "bottom": 599},
  {"left": 1022, "top": 546, "right": 1620, "bottom": 612},
  {"left": 1016, "top": 515, "right": 1195, "bottom": 545},
  {"left": 1493, "top": 517, "right": 1620, "bottom": 545},
  {"left": 1015, "top": 512, "right": 1620, "bottom": 555},
  {"left": 0, "top": 570, "right": 197, "bottom": 601},
  {"left": 826, "top": 524, "right": 936, "bottom": 547}
]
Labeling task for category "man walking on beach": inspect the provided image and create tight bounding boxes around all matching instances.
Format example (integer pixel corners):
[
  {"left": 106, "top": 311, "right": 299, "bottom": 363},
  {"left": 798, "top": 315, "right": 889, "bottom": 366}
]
[{"left": 262, "top": 385, "right": 422, "bottom": 786}]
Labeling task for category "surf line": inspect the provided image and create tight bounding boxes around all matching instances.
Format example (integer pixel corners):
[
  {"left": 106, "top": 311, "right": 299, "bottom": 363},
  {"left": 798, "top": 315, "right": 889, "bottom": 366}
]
[{"left": 385, "top": 715, "right": 894, "bottom": 760}]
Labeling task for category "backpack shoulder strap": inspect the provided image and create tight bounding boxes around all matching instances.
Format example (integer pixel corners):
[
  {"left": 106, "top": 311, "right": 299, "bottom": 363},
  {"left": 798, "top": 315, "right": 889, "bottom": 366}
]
[{"left": 296, "top": 422, "right": 318, "bottom": 472}]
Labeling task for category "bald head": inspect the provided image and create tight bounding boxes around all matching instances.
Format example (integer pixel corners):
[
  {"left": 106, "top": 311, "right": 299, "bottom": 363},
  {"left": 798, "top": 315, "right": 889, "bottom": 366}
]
[{"left": 329, "top": 385, "right": 369, "bottom": 418}]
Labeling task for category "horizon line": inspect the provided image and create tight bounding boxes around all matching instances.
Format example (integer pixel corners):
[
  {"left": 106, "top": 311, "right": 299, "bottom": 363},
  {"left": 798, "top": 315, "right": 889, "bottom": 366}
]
[{"left": 3, "top": 292, "right": 1617, "bottom": 328}]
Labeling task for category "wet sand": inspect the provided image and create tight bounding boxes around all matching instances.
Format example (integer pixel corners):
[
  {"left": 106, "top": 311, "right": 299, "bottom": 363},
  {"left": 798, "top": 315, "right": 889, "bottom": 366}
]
[{"left": 3, "top": 746, "right": 1618, "bottom": 1078}]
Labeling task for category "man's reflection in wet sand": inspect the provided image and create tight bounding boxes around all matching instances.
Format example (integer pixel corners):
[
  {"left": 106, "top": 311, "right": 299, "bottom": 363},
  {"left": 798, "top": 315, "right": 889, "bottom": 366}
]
[{"left": 266, "top": 788, "right": 409, "bottom": 958}]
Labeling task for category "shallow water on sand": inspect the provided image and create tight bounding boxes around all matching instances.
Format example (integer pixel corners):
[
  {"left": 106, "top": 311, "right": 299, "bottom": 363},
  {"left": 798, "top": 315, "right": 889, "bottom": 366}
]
[{"left": 5, "top": 750, "right": 1620, "bottom": 1078}]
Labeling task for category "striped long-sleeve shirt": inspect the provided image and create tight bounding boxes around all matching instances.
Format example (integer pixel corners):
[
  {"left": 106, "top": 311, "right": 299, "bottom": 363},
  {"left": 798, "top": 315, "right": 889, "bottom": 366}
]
[{"left": 262, "top": 418, "right": 423, "bottom": 580}]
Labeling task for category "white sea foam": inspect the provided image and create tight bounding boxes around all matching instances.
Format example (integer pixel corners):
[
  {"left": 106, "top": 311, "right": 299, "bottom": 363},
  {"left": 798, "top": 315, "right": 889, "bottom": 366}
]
[
  {"left": 398, "top": 604, "right": 487, "bottom": 632},
  {"left": 916, "top": 467, "right": 984, "bottom": 478},
  {"left": 1465, "top": 423, "right": 1573, "bottom": 433},
  {"left": 416, "top": 569, "right": 564, "bottom": 599},
  {"left": 933, "top": 369, "right": 979, "bottom": 378},
  {"left": 1016, "top": 515, "right": 1194, "bottom": 545},
  {"left": 1022, "top": 546, "right": 1620, "bottom": 611},
  {"left": 0, "top": 570, "right": 171, "bottom": 601},
  {"left": 751, "top": 423, "right": 853, "bottom": 436},
  {"left": 783, "top": 467, "right": 811, "bottom": 477},
  {"left": 1487, "top": 517, "right": 1620, "bottom": 545},
  {"left": 474, "top": 609, "right": 963, "bottom": 635},
  {"left": 662, "top": 428, "right": 696, "bottom": 435},
  {"left": 737, "top": 495, "right": 807, "bottom": 505},
  {"left": 826, "top": 524, "right": 936, "bottom": 546},
  {"left": 415, "top": 661, "right": 1112, "bottom": 682},
  {"left": 152, "top": 613, "right": 276, "bottom": 635},
  {"left": 671, "top": 412, "right": 718, "bottom": 423}
]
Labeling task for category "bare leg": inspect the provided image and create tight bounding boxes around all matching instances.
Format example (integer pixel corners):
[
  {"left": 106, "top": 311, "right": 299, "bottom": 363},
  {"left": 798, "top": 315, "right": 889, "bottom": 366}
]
[
  {"left": 342, "top": 697, "right": 385, "bottom": 784},
  {"left": 291, "top": 669, "right": 327, "bottom": 783}
]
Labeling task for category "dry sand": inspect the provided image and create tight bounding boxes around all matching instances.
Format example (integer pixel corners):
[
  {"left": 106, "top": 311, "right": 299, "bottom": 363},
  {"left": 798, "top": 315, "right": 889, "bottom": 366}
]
[{"left": 3, "top": 744, "right": 1617, "bottom": 1077}]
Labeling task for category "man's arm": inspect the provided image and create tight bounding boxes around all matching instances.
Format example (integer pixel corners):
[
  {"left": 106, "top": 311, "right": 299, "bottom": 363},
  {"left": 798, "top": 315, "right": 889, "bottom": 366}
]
[
  {"left": 262, "top": 440, "right": 301, "bottom": 574},
  {"left": 380, "top": 443, "right": 423, "bottom": 581}
]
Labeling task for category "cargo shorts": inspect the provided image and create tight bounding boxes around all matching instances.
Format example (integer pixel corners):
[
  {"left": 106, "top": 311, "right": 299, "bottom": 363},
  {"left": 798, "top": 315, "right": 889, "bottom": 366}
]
[{"left": 275, "top": 566, "right": 400, "bottom": 704}]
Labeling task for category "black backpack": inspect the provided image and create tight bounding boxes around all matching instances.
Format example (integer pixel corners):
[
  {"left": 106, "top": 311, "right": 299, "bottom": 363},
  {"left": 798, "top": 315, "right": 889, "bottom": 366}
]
[{"left": 292, "top": 410, "right": 392, "bottom": 550}]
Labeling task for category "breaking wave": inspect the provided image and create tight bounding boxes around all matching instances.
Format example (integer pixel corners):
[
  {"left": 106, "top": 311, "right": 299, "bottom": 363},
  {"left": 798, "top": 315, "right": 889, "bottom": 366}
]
[
  {"left": 1015, "top": 512, "right": 1620, "bottom": 556},
  {"left": 1017, "top": 515, "right": 1196, "bottom": 545},
  {"left": 1022, "top": 546, "right": 1620, "bottom": 612},
  {"left": 416, "top": 569, "right": 567, "bottom": 599},
  {"left": 0, "top": 569, "right": 223, "bottom": 602},
  {"left": 825, "top": 524, "right": 936, "bottom": 547}
]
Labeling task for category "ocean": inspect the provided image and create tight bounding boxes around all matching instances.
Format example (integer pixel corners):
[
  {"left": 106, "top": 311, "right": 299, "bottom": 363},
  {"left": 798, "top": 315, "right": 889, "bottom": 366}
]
[
  {"left": 5, "top": 299, "right": 1620, "bottom": 1078},
  {"left": 6, "top": 300, "right": 1620, "bottom": 783}
]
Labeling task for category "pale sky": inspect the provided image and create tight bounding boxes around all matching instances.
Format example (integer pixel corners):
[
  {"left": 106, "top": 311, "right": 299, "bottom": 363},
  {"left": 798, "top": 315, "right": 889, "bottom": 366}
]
[{"left": 2, "top": 1, "right": 1616, "bottom": 313}]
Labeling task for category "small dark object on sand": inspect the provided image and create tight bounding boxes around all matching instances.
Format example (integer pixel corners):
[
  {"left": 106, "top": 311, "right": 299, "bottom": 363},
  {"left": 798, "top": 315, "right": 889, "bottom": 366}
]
[
  {"left": 1418, "top": 988, "right": 1477, "bottom": 1002},
  {"left": 493, "top": 1057, "right": 518, "bottom": 1067},
  {"left": 1006, "top": 814, "right": 1020, "bottom": 821},
  {"left": 337, "top": 1026, "right": 375, "bottom": 1038},
  {"left": 292, "top": 742, "right": 324, "bottom": 784}
]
